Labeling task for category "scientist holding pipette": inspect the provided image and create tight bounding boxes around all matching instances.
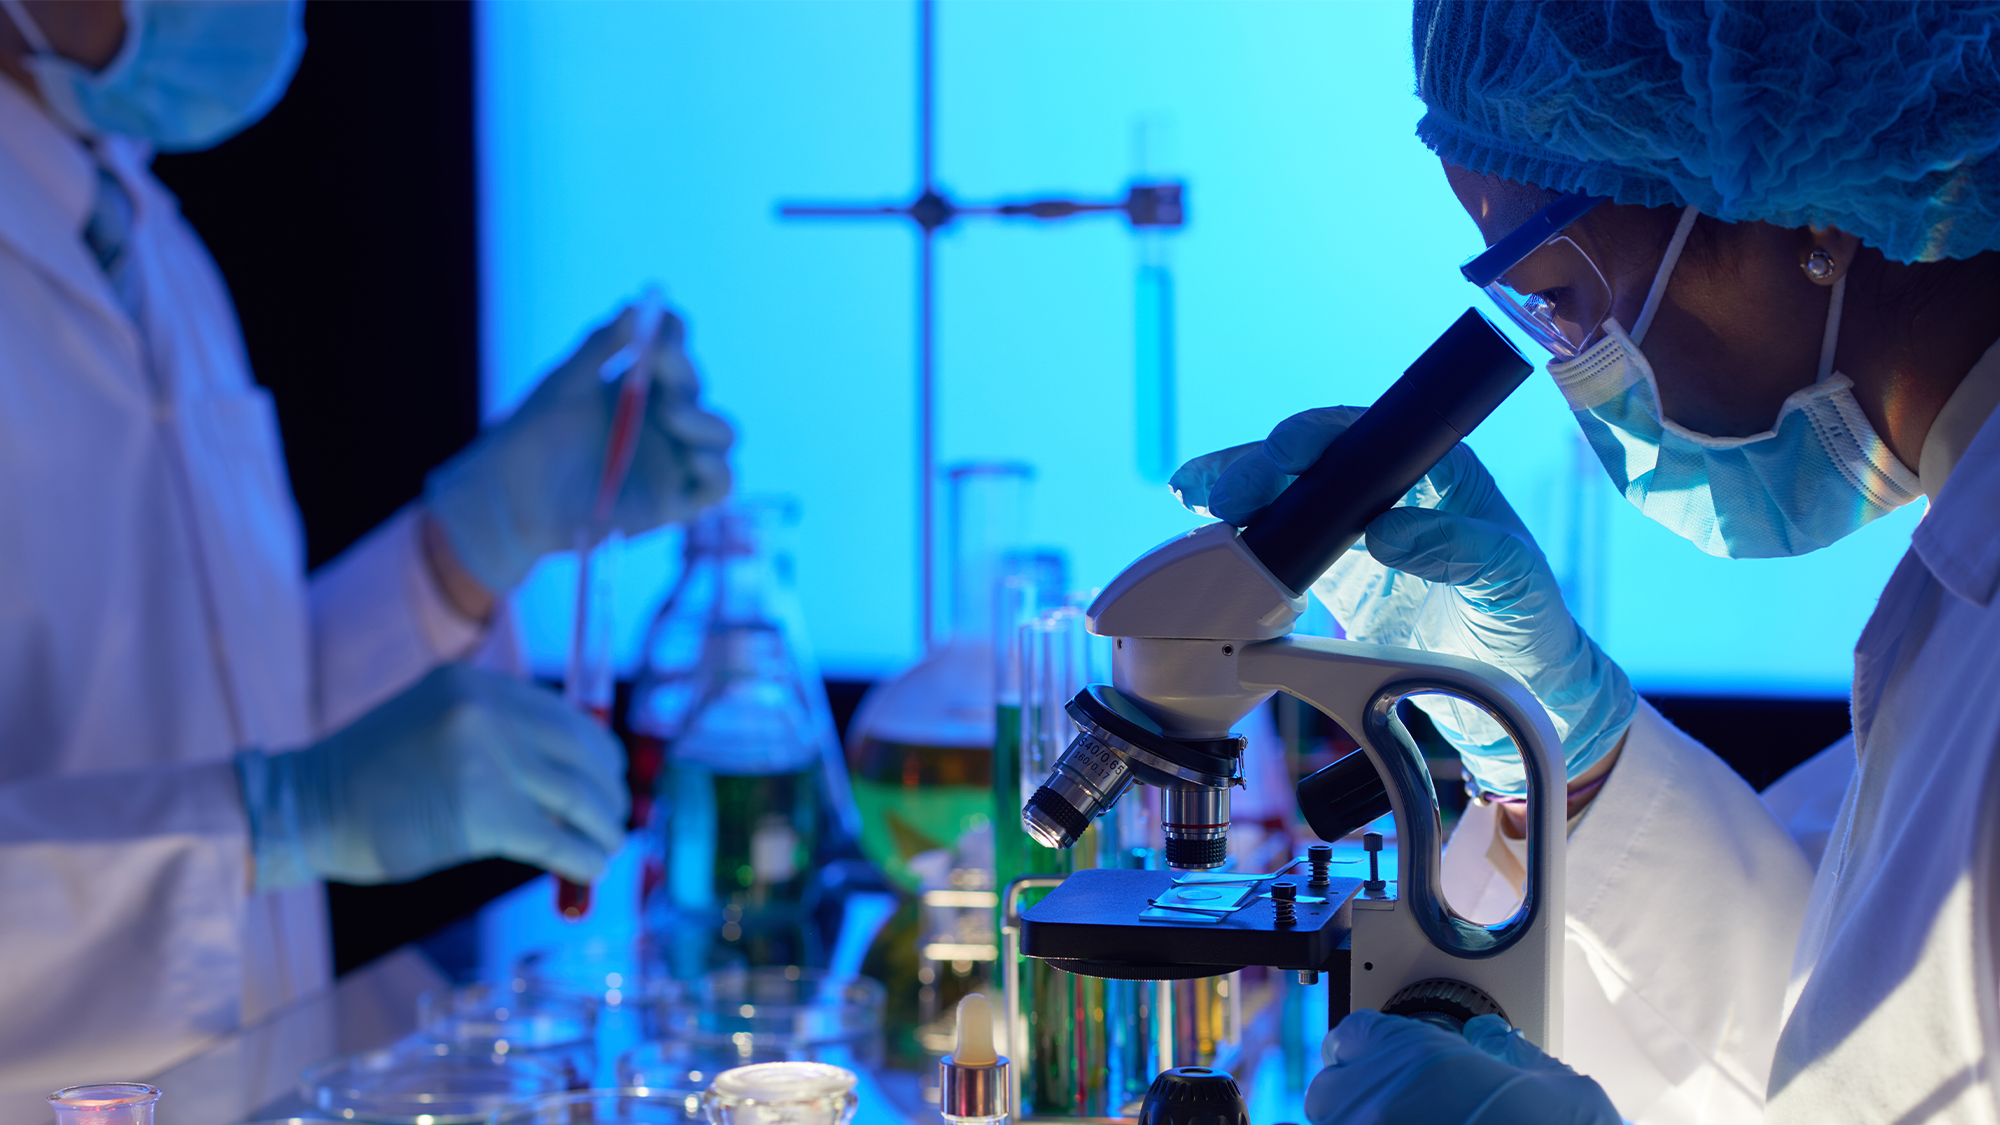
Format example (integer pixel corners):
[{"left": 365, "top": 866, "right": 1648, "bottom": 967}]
[{"left": 0, "top": 0, "right": 732, "bottom": 1110}]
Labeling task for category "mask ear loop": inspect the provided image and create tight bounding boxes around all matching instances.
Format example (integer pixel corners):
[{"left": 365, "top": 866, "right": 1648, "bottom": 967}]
[
  {"left": 1816, "top": 275, "right": 1846, "bottom": 384},
  {"left": 1630, "top": 205, "right": 1701, "bottom": 347},
  {"left": 0, "top": 0, "right": 54, "bottom": 56}
]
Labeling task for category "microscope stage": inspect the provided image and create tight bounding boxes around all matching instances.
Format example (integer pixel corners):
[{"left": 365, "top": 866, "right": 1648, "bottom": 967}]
[{"left": 1020, "top": 867, "right": 1361, "bottom": 980}]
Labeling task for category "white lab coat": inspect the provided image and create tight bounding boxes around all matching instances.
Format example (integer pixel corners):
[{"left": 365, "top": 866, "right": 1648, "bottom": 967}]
[
  {"left": 1762, "top": 359, "right": 2000, "bottom": 1122},
  {"left": 0, "top": 75, "right": 483, "bottom": 1115},
  {"left": 1441, "top": 702, "right": 1816, "bottom": 1125},
  {"left": 1439, "top": 342, "right": 2000, "bottom": 1122}
]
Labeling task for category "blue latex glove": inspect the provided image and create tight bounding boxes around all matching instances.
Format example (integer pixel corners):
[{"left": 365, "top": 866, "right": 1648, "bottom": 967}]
[
  {"left": 236, "top": 664, "right": 629, "bottom": 890},
  {"left": 1170, "top": 407, "right": 1634, "bottom": 796},
  {"left": 424, "top": 304, "right": 735, "bottom": 594},
  {"left": 1305, "top": 1010, "right": 1622, "bottom": 1125}
]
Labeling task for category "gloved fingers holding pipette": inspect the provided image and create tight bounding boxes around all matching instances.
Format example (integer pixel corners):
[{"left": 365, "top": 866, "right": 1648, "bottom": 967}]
[
  {"left": 422, "top": 299, "right": 736, "bottom": 597},
  {"left": 618, "top": 312, "right": 735, "bottom": 540},
  {"left": 1171, "top": 408, "right": 1635, "bottom": 798},
  {"left": 235, "top": 663, "right": 630, "bottom": 889}
]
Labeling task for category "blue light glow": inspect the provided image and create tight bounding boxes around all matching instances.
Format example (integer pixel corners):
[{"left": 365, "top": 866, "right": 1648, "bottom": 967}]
[{"left": 478, "top": 0, "right": 1919, "bottom": 694}]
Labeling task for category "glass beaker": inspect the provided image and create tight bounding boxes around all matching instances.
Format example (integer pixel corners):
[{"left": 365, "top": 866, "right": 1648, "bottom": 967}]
[
  {"left": 1008, "top": 605, "right": 1241, "bottom": 1117},
  {"left": 849, "top": 464, "right": 1032, "bottom": 1064},
  {"left": 701, "top": 1063, "right": 857, "bottom": 1125},
  {"left": 417, "top": 982, "right": 598, "bottom": 1091},
  {"left": 630, "top": 498, "right": 853, "bottom": 980},
  {"left": 1010, "top": 607, "right": 1156, "bottom": 1119},
  {"left": 49, "top": 1084, "right": 161, "bottom": 1125},
  {"left": 990, "top": 552, "right": 1069, "bottom": 899}
]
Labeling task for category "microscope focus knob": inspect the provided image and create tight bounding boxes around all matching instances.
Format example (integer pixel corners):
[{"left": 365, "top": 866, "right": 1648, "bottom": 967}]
[
  {"left": 1137, "top": 1067, "right": 1248, "bottom": 1125},
  {"left": 1163, "top": 836, "right": 1227, "bottom": 869},
  {"left": 1380, "top": 978, "right": 1508, "bottom": 1033}
]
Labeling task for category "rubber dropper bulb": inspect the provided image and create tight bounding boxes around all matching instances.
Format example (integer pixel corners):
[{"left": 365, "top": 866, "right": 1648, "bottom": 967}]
[
  {"left": 940, "top": 993, "right": 1009, "bottom": 1123},
  {"left": 954, "top": 993, "right": 997, "bottom": 1065}
]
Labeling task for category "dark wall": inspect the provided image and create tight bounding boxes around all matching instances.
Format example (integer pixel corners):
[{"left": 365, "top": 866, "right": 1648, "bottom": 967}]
[
  {"left": 152, "top": 1, "right": 480, "bottom": 568},
  {"left": 1648, "top": 694, "right": 1851, "bottom": 790},
  {"left": 151, "top": 1, "right": 539, "bottom": 977}
]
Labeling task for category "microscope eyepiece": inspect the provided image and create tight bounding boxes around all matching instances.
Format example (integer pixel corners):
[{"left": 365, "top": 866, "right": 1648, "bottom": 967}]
[{"left": 1021, "top": 686, "right": 1242, "bottom": 869}]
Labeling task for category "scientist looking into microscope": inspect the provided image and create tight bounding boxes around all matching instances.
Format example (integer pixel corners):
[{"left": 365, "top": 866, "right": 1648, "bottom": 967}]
[
  {"left": 0, "top": 0, "right": 732, "bottom": 1107},
  {"left": 1177, "top": 3, "right": 2000, "bottom": 1123}
]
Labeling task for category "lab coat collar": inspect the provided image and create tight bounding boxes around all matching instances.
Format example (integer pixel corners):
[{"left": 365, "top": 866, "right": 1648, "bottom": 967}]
[
  {"left": 1911, "top": 362, "right": 2000, "bottom": 608},
  {"left": 0, "top": 71, "right": 137, "bottom": 335},
  {"left": 1918, "top": 333, "right": 2000, "bottom": 502}
]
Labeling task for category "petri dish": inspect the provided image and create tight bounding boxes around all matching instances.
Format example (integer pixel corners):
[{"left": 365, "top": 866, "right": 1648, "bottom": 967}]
[
  {"left": 513, "top": 940, "right": 647, "bottom": 1011},
  {"left": 653, "top": 971, "right": 881, "bottom": 1055},
  {"left": 485, "top": 1088, "right": 705, "bottom": 1125},
  {"left": 634, "top": 968, "right": 885, "bottom": 1089},
  {"left": 419, "top": 982, "right": 599, "bottom": 1090},
  {"left": 302, "top": 1043, "right": 567, "bottom": 1124},
  {"left": 620, "top": 1041, "right": 799, "bottom": 1095}
]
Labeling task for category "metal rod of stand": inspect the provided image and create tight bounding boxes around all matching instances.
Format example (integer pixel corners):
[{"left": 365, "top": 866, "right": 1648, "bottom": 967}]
[
  {"left": 916, "top": 0, "right": 936, "bottom": 650},
  {"left": 1002, "top": 875, "right": 1066, "bottom": 1122}
]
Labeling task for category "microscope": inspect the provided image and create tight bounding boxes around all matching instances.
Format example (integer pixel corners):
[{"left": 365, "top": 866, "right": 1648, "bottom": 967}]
[{"left": 1015, "top": 310, "right": 1568, "bottom": 1054}]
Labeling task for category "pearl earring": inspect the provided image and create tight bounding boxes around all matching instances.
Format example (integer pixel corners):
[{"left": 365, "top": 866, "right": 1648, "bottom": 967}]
[{"left": 1802, "top": 248, "right": 1837, "bottom": 282}]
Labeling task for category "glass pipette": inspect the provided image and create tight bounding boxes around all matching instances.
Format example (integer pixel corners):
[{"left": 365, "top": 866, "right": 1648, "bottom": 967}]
[{"left": 559, "top": 287, "right": 666, "bottom": 918}]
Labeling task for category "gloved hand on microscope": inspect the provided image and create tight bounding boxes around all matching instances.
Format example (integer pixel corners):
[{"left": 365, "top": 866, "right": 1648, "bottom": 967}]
[
  {"left": 1173, "top": 407, "right": 1636, "bottom": 1123},
  {"left": 1304, "top": 1010, "right": 1623, "bottom": 1125},
  {"left": 1171, "top": 405, "right": 1637, "bottom": 817}
]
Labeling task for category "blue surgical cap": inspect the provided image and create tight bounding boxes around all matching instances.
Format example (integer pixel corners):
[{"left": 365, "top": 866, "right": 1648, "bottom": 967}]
[{"left": 1413, "top": 1, "right": 2000, "bottom": 263}]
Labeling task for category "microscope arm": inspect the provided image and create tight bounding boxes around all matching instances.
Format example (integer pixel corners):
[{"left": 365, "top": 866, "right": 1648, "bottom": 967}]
[{"left": 1237, "top": 635, "right": 1566, "bottom": 1052}]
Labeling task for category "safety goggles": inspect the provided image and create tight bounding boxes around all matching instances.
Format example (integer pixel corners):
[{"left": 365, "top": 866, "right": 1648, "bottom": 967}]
[{"left": 1460, "top": 192, "right": 1610, "bottom": 359}]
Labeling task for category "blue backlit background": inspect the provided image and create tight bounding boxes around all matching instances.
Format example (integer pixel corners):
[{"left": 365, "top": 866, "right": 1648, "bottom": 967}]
[{"left": 478, "top": 0, "right": 1922, "bottom": 695}]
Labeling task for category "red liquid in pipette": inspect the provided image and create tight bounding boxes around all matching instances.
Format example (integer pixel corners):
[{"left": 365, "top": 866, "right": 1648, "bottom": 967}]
[{"left": 557, "top": 703, "right": 613, "bottom": 920}]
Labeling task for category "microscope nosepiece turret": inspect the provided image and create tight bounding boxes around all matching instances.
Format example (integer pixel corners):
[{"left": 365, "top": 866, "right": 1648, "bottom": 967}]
[{"left": 1021, "top": 685, "right": 1242, "bottom": 870}]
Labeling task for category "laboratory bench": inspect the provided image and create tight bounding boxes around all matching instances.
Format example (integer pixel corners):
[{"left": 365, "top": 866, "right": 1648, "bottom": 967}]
[
  {"left": 133, "top": 830, "right": 1378, "bottom": 1125},
  {"left": 133, "top": 843, "right": 930, "bottom": 1125}
]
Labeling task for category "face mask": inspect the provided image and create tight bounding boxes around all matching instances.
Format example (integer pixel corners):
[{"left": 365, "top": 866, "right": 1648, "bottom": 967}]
[
  {"left": 0, "top": 0, "right": 303, "bottom": 153},
  {"left": 1548, "top": 206, "right": 1922, "bottom": 559}
]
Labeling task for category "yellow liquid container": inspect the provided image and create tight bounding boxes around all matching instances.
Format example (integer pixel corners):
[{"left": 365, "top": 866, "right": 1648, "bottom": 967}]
[{"left": 849, "top": 464, "right": 1048, "bottom": 1067}]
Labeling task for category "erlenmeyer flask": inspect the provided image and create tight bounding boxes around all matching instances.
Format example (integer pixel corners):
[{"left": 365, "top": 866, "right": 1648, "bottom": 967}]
[{"left": 631, "top": 497, "right": 856, "bottom": 980}]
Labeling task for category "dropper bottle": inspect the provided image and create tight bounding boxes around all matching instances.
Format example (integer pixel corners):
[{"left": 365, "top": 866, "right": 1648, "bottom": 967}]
[{"left": 940, "top": 994, "right": 1010, "bottom": 1125}]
